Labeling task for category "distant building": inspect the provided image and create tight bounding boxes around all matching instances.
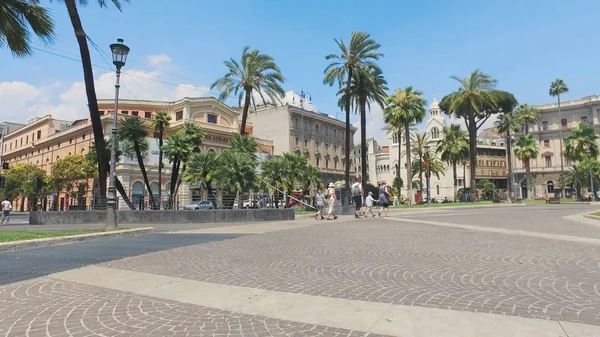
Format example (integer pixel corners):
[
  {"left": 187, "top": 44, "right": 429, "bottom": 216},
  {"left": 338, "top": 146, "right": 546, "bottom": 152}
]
[
  {"left": 0, "top": 121, "right": 26, "bottom": 166},
  {"left": 246, "top": 104, "right": 357, "bottom": 190}
]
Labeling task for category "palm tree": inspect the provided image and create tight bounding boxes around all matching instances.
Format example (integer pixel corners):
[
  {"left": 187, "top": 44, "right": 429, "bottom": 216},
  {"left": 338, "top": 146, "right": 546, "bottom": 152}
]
[
  {"left": 57, "top": 0, "right": 129, "bottom": 207},
  {"left": 437, "top": 124, "right": 469, "bottom": 202},
  {"left": 495, "top": 112, "right": 522, "bottom": 201},
  {"left": 418, "top": 151, "right": 446, "bottom": 197},
  {"left": 336, "top": 66, "right": 387, "bottom": 183},
  {"left": 118, "top": 117, "right": 157, "bottom": 209},
  {"left": 515, "top": 133, "right": 539, "bottom": 199},
  {"left": 301, "top": 164, "right": 323, "bottom": 199},
  {"left": 384, "top": 87, "right": 427, "bottom": 204},
  {"left": 182, "top": 151, "right": 218, "bottom": 200},
  {"left": 324, "top": 31, "right": 382, "bottom": 204},
  {"left": 152, "top": 111, "right": 171, "bottom": 209},
  {"left": 260, "top": 156, "right": 291, "bottom": 208},
  {"left": 564, "top": 165, "right": 586, "bottom": 199},
  {"left": 213, "top": 150, "right": 258, "bottom": 208},
  {"left": 282, "top": 153, "right": 309, "bottom": 205},
  {"left": 565, "top": 122, "right": 599, "bottom": 162},
  {"left": 229, "top": 134, "right": 259, "bottom": 158},
  {"left": 411, "top": 132, "right": 430, "bottom": 197},
  {"left": 550, "top": 78, "right": 569, "bottom": 197},
  {"left": 439, "top": 70, "right": 518, "bottom": 201},
  {"left": 1, "top": 0, "right": 54, "bottom": 57},
  {"left": 515, "top": 104, "right": 540, "bottom": 133},
  {"left": 211, "top": 46, "right": 285, "bottom": 136}
]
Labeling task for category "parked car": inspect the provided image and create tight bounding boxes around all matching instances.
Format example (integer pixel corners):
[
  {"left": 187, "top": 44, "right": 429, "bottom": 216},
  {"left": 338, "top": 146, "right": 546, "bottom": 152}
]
[
  {"left": 232, "top": 199, "right": 256, "bottom": 209},
  {"left": 183, "top": 201, "right": 214, "bottom": 210}
]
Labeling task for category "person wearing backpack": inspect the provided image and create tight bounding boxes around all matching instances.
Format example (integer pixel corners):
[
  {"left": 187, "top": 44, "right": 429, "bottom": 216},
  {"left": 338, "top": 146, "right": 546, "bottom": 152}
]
[{"left": 351, "top": 176, "right": 363, "bottom": 219}]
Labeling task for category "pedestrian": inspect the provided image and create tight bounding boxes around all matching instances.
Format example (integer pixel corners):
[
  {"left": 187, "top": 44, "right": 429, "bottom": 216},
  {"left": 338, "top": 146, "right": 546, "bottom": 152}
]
[
  {"left": 326, "top": 182, "right": 338, "bottom": 220},
  {"left": 351, "top": 176, "right": 363, "bottom": 219},
  {"left": 314, "top": 189, "right": 325, "bottom": 220},
  {"left": 1, "top": 198, "right": 12, "bottom": 224},
  {"left": 378, "top": 181, "right": 392, "bottom": 218},
  {"left": 365, "top": 191, "right": 378, "bottom": 217}
]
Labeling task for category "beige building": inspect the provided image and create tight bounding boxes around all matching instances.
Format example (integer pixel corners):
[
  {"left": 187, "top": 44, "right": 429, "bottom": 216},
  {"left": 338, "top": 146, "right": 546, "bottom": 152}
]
[
  {"left": 2, "top": 97, "right": 273, "bottom": 211},
  {"left": 513, "top": 95, "right": 600, "bottom": 198},
  {"left": 246, "top": 104, "right": 357, "bottom": 188}
]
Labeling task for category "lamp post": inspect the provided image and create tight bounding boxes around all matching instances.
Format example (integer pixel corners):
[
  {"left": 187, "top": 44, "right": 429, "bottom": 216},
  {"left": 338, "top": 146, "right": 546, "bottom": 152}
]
[
  {"left": 106, "top": 38, "right": 130, "bottom": 229},
  {"left": 587, "top": 148, "right": 595, "bottom": 201},
  {"left": 424, "top": 145, "right": 431, "bottom": 207}
]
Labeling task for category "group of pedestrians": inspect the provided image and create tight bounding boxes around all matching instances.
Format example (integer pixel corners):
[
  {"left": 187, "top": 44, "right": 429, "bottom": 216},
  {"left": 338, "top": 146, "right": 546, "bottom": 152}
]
[{"left": 314, "top": 176, "right": 392, "bottom": 220}]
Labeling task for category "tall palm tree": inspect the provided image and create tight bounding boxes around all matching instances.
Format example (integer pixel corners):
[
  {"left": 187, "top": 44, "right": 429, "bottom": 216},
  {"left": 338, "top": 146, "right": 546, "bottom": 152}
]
[
  {"left": 515, "top": 104, "right": 540, "bottom": 133},
  {"left": 565, "top": 122, "right": 599, "bottom": 162},
  {"left": 337, "top": 66, "right": 387, "bottom": 183},
  {"left": 436, "top": 124, "right": 469, "bottom": 202},
  {"left": 515, "top": 133, "right": 539, "bottom": 199},
  {"left": 182, "top": 151, "right": 218, "bottom": 200},
  {"left": 152, "top": 111, "right": 171, "bottom": 209},
  {"left": 411, "top": 132, "right": 430, "bottom": 198},
  {"left": 324, "top": 31, "right": 382, "bottom": 204},
  {"left": 384, "top": 87, "right": 427, "bottom": 204},
  {"left": 550, "top": 79, "right": 569, "bottom": 197},
  {"left": 1, "top": 0, "right": 54, "bottom": 57},
  {"left": 495, "top": 112, "right": 522, "bottom": 201},
  {"left": 439, "top": 70, "right": 517, "bottom": 201},
  {"left": 211, "top": 46, "right": 285, "bottom": 136},
  {"left": 118, "top": 117, "right": 156, "bottom": 209}
]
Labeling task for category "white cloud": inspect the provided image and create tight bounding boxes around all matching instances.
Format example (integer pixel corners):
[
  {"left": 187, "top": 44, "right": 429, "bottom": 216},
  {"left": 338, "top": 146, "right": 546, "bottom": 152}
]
[
  {"left": 0, "top": 54, "right": 211, "bottom": 123},
  {"left": 147, "top": 53, "right": 172, "bottom": 68}
]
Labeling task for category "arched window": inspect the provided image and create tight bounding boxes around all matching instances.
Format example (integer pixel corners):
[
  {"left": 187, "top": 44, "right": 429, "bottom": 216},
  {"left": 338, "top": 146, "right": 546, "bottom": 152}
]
[
  {"left": 436, "top": 185, "right": 440, "bottom": 195},
  {"left": 431, "top": 127, "right": 440, "bottom": 139},
  {"left": 547, "top": 181, "right": 555, "bottom": 193}
]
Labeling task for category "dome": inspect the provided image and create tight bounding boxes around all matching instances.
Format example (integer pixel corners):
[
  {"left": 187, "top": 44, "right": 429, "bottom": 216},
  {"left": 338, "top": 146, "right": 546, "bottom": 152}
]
[{"left": 429, "top": 97, "right": 440, "bottom": 110}]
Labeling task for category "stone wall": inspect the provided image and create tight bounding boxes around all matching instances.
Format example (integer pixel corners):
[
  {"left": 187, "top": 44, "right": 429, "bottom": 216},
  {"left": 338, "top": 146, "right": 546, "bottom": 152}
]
[{"left": 29, "top": 209, "right": 295, "bottom": 225}]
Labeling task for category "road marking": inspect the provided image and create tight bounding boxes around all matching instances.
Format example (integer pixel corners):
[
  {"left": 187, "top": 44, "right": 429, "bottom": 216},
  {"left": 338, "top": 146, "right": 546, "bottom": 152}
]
[
  {"left": 387, "top": 217, "right": 600, "bottom": 245},
  {"left": 49, "top": 265, "right": 600, "bottom": 336}
]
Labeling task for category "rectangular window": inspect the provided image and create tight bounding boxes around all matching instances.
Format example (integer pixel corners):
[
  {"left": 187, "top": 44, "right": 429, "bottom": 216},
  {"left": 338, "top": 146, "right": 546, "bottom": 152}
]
[
  {"left": 99, "top": 110, "right": 105, "bottom": 115},
  {"left": 37, "top": 130, "right": 41, "bottom": 140},
  {"left": 316, "top": 124, "right": 319, "bottom": 132},
  {"left": 542, "top": 121, "right": 548, "bottom": 131},
  {"left": 145, "top": 112, "right": 152, "bottom": 119},
  {"left": 295, "top": 137, "right": 299, "bottom": 146},
  {"left": 69, "top": 138, "right": 72, "bottom": 144},
  {"left": 545, "top": 156, "right": 552, "bottom": 168},
  {"left": 131, "top": 111, "right": 139, "bottom": 117},
  {"left": 295, "top": 118, "right": 299, "bottom": 128},
  {"left": 26, "top": 135, "right": 28, "bottom": 143},
  {"left": 304, "top": 121, "right": 308, "bottom": 130},
  {"left": 581, "top": 115, "right": 589, "bottom": 124},
  {"left": 325, "top": 143, "right": 329, "bottom": 151},
  {"left": 82, "top": 134, "right": 86, "bottom": 140},
  {"left": 207, "top": 114, "right": 218, "bottom": 124},
  {"left": 334, "top": 145, "right": 338, "bottom": 153},
  {"left": 316, "top": 142, "right": 320, "bottom": 149},
  {"left": 325, "top": 127, "right": 328, "bottom": 135},
  {"left": 121, "top": 110, "right": 129, "bottom": 115},
  {"left": 176, "top": 111, "right": 183, "bottom": 121},
  {"left": 544, "top": 140, "right": 550, "bottom": 147},
  {"left": 561, "top": 118, "right": 568, "bottom": 128}
]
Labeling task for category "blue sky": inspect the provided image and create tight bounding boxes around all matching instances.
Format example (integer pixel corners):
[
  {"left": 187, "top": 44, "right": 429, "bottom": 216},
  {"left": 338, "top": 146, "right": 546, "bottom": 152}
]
[{"left": 2, "top": 0, "right": 599, "bottom": 145}]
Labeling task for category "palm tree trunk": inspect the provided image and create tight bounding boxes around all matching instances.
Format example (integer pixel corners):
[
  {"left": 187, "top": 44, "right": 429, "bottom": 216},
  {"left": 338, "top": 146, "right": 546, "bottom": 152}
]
[
  {"left": 453, "top": 161, "right": 458, "bottom": 202},
  {"left": 157, "top": 131, "right": 163, "bottom": 210},
  {"left": 419, "top": 153, "right": 423, "bottom": 201},
  {"left": 115, "top": 177, "right": 135, "bottom": 210},
  {"left": 405, "top": 124, "right": 413, "bottom": 204},
  {"left": 240, "top": 89, "right": 252, "bottom": 136},
  {"left": 526, "top": 160, "right": 532, "bottom": 199},
  {"left": 343, "top": 68, "right": 353, "bottom": 207},
  {"left": 172, "top": 164, "right": 186, "bottom": 210},
  {"left": 506, "top": 131, "right": 514, "bottom": 203},
  {"left": 468, "top": 119, "right": 477, "bottom": 202},
  {"left": 134, "top": 142, "right": 156, "bottom": 209},
  {"left": 558, "top": 94, "right": 565, "bottom": 198},
  {"left": 397, "top": 130, "right": 402, "bottom": 199},
  {"left": 167, "top": 158, "right": 180, "bottom": 209},
  {"left": 360, "top": 98, "right": 368, "bottom": 183},
  {"left": 64, "top": 0, "right": 108, "bottom": 205}
]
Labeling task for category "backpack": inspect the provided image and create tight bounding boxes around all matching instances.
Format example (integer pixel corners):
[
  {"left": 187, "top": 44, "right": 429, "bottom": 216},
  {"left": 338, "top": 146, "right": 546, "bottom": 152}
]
[{"left": 352, "top": 183, "right": 361, "bottom": 197}]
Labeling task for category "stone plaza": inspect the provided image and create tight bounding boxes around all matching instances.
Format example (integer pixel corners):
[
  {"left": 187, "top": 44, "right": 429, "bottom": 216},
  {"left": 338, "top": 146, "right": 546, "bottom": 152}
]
[{"left": 1, "top": 204, "right": 600, "bottom": 336}]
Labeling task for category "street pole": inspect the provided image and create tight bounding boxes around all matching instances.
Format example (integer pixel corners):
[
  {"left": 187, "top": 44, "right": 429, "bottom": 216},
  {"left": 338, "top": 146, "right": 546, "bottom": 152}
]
[
  {"left": 425, "top": 145, "right": 431, "bottom": 207},
  {"left": 106, "top": 39, "right": 130, "bottom": 229}
]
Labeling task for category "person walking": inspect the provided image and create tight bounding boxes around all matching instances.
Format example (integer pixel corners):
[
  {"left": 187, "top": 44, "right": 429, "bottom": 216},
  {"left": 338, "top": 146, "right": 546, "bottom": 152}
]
[
  {"left": 1, "top": 198, "right": 12, "bottom": 224},
  {"left": 351, "top": 176, "right": 364, "bottom": 219},
  {"left": 314, "top": 189, "right": 325, "bottom": 220},
  {"left": 364, "top": 191, "right": 378, "bottom": 217},
  {"left": 326, "top": 183, "right": 338, "bottom": 220},
  {"left": 378, "top": 181, "right": 392, "bottom": 218}
]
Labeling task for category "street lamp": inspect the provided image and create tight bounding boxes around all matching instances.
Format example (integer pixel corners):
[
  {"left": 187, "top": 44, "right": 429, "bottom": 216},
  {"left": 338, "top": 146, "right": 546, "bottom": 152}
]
[
  {"left": 424, "top": 145, "right": 431, "bottom": 207},
  {"left": 587, "top": 148, "right": 595, "bottom": 201},
  {"left": 106, "top": 38, "right": 130, "bottom": 229}
]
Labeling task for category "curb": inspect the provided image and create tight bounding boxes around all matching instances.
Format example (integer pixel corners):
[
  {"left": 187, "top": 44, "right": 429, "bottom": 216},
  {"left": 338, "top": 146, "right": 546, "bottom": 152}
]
[
  {"left": 0, "top": 227, "right": 154, "bottom": 253},
  {"left": 583, "top": 214, "right": 600, "bottom": 221}
]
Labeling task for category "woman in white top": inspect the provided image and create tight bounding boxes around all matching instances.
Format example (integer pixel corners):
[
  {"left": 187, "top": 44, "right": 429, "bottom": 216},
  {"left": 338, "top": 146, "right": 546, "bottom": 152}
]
[{"left": 326, "top": 183, "right": 338, "bottom": 220}]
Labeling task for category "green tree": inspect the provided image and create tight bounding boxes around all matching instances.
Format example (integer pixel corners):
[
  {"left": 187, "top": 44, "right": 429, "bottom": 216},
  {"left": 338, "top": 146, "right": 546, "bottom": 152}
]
[
  {"left": 0, "top": 163, "right": 46, "bottom": 211},
  {"left": 211, "top": 46, "right": 285, "bottom": 136},
  {"left": 384, "top": 87, "right": 427, "bottom": 204},
  {"left": 515, "top": 133, "right": 539, "bottom": 199},
  {"left": 47, "top": 155, "right": 96, "bottom": 207},
  {"left": 260, "top": 156, "right": 291, "bottom": 209},
  {"left": 550, "top": 78, "right": 569, "bottom": 197},
  {"left": 411, "top": 132, "right": 430, "bottom": 194},
  {"left": 565, "top": 122, "right": 599, "bottom": 163},
  {"left": 392, "top": 176, "right": 403, "bottom": 197},
  {"left": 436, "top": 124, "right": 469, "bottom": 202},
  {"left": 478, "top": 179, "right": 496, "bottom": 200},
  {"left": 337, "top": 65, "right": 387, "bottom": 183},
  {"left": 324, "top": 31, "right": 382, "bottom": 204},
  {"left": 152, "top": 111, "right": 171, "bottom": 209},
  {"left": 85, "top": 139, "right": 135, "bottom": 210},
  {"left": 229, "top": 134, "right": 259, "bottom": 158},
  {"left": 564, "top": 165, "right": 586, "bottom": 198},
  {"left": 301, "top": 164, "right": 323, "bottom": 199},
  {"left": 411, "top": 150, "right": 445, "bottom": 199},
  {"left": 495, "top": 111, "right": 522, "bottom": 201},
  {"left": 514, "top": 104, "right": 540, "bottom": 133},
  {"left": 1, "top": 0, "right": 54, "bottom": 57},
  {"left": 118, "top": 116, "right": 156, "bottom": 209},
  {"left": 183, "top": 150, "right": 218, "bottom": 200},
  {"left": 439, "top": 70, "right": 518, "bottom": 201},
  {"left": 212, "top": 150, "right": 258, "bottom": 208}
]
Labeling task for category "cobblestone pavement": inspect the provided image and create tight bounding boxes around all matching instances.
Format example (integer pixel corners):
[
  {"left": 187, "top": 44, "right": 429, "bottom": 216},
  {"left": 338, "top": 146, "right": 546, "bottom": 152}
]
[
  {"left": 0, "top": 279, "right": 383, "bottom": 337},
  {"left": 106, "top": 213, "right": 600, "bottom": 326}
]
